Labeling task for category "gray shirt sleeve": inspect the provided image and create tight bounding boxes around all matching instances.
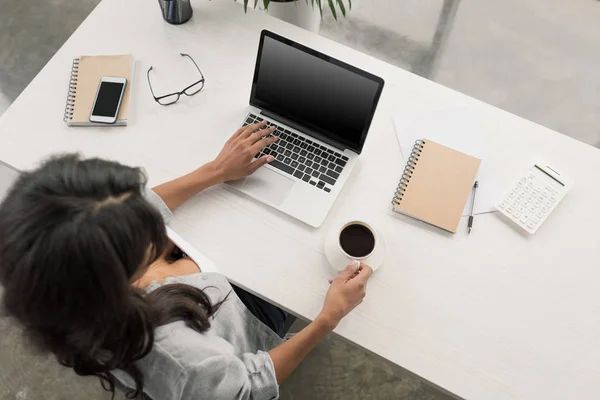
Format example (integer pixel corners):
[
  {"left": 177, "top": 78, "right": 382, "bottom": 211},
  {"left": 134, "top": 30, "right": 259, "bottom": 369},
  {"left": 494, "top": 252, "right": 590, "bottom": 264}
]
[
  {"left": 144, "top": 187, "right": 173, "bottom": 224},
  {"left": 179, "top": 351, "right": 279, "bottom": 400}
]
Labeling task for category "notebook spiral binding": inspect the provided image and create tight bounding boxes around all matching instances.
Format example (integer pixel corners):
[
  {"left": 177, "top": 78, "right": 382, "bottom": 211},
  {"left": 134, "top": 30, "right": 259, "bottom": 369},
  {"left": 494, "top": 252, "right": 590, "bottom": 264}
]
[
  {"left": 63, "top": 58, "right": 80, "bottom": 122},
  {"left": 391, "top": 139, "right": 426, "bottom": 206}
]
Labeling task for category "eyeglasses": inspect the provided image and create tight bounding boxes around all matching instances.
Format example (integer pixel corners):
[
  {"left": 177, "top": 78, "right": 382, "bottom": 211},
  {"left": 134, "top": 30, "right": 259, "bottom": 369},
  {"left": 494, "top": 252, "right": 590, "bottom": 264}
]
[{"left": 147, "top": 53, "right": 205, "bottom": 106}]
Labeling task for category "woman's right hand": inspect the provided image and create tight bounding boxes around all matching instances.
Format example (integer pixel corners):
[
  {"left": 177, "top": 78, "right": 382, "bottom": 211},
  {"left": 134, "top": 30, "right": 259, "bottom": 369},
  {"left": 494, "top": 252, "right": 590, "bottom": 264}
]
[{"left": 318, "top": 263, "right": 373, "bottom": 329}]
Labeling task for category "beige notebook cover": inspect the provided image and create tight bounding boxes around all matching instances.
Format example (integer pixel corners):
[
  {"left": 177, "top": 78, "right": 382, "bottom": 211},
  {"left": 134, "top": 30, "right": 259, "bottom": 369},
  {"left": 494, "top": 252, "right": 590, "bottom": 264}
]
[
  {"left": 392, "top": 139, "right": 481, "bottom": 233},
  {"left": 64, "top": 54, "right": 134, "bottom": 126}
]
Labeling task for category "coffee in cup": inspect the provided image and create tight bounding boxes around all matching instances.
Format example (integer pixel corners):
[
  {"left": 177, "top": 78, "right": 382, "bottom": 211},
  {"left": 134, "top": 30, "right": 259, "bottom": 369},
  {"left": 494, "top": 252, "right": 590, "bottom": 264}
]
[{"left": 339, "top": 221, "right": 376, "bottom": 259}]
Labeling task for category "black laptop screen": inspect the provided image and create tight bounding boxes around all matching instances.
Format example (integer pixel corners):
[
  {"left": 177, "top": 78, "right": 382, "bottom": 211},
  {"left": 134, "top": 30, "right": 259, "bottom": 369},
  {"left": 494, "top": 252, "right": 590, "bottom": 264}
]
[{"left": 250, "top": 31, "right": 384, "bottom": 154}]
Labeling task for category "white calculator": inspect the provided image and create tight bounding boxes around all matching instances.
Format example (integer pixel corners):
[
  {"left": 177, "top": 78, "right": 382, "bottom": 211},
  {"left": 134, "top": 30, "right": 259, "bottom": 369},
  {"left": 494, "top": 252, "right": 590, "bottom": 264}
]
[{"left": 496, "top": 163, "right": 573, "bottom": 234}]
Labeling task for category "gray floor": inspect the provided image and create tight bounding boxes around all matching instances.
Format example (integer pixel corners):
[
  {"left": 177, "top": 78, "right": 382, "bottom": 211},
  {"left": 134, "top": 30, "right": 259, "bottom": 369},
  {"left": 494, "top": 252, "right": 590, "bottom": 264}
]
[{"left": 1, "top": 0, "right": 600, "bottom": 399}]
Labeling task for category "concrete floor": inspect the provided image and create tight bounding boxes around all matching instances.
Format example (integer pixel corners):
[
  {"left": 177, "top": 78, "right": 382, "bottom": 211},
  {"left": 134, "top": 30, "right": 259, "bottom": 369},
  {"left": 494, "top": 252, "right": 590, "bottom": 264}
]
[{"left": 1, "top": 0, "right": 600, "bottom": 399}]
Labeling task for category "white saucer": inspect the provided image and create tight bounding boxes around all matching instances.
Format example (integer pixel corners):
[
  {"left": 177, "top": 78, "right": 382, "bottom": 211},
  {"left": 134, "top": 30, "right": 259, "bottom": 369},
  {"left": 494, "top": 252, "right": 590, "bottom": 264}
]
[{"left": 324, "top": 221, "right": 386, "bottom": 272}]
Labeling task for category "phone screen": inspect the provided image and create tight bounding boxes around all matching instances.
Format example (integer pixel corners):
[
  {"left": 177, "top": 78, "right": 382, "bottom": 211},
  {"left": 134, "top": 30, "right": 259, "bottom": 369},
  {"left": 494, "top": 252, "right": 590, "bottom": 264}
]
[{"left": 92, "top": 81, "right": 125, "bottom": 117}]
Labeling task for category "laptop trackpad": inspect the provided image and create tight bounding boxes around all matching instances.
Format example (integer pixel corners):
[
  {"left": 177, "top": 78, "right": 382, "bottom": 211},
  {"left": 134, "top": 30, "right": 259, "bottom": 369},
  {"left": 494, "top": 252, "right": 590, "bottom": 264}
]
[{"left": 242, "top": 167, "right": 294, "bottom": 206}]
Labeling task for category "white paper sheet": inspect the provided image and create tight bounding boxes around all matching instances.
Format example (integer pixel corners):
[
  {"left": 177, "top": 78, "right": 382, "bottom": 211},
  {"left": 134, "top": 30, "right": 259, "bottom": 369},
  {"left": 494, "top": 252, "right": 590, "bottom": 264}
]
[{"left": 393, "top": 107, "right": 500, "bottom": 216}]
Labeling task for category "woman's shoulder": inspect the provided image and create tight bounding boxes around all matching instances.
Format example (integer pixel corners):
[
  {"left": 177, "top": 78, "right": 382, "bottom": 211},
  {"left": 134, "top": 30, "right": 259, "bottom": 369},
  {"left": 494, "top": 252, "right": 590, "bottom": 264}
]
[
  {"left": 113, "top": 318, "right": 239, "bottom": 399},
  {"left": 147, "top": 272, "right": 235, "bottom": 311},
  {"left": 148, "top": 272, "right": 229, "bottom": 291},
  {"left": 152, "top": 319, "right": 235, "bottom": 363}
]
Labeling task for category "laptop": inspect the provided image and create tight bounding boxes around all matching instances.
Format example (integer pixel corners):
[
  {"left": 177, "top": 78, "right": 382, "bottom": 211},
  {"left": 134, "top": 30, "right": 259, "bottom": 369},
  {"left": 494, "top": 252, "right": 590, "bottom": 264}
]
[{"left": 228, "top": 30, "right": 385, "bottom": 227}]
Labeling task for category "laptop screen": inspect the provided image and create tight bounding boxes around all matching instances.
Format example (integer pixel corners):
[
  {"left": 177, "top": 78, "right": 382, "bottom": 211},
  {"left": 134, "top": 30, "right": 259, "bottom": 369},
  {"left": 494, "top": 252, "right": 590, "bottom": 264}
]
[{"left": 250, "top": 31, "right": 384, "bottom": 154}]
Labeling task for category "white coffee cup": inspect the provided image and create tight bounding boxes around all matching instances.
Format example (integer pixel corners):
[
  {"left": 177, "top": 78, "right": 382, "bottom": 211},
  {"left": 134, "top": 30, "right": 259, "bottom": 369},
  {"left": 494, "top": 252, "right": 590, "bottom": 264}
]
[{"left": 337, "top": 220, "right": 378, "bottom": 262}]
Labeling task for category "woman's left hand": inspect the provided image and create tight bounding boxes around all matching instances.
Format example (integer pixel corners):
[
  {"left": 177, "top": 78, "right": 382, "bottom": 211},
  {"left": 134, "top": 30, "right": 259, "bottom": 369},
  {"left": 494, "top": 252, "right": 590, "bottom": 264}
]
[{"left": 211, "top": 121, "right": 279, "bottom": 182}]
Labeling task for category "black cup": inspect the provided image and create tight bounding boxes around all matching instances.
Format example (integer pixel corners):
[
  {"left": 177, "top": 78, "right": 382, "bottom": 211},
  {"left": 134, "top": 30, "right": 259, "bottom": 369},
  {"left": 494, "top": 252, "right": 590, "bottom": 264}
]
[{"left": 339, "top": 221, "right": 376, "bottom": 259}]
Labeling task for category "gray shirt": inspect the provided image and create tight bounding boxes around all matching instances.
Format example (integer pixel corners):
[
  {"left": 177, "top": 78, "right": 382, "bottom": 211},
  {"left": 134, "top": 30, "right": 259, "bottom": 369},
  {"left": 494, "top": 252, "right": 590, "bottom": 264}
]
[{"left": 111, "top": 190, "right": 283, "bottom": 399}]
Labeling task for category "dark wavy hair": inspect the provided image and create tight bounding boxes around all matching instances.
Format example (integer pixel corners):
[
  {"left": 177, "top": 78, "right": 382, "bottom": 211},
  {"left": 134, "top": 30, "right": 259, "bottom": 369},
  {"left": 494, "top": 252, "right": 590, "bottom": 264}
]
[{"left": 0, "top": 155, "right": 220, "bottom": 399}]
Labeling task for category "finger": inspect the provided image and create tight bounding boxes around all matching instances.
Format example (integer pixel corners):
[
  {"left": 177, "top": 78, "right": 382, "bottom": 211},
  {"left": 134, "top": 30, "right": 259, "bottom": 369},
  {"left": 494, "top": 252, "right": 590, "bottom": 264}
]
[
  {"left": 334, "top": 264, "right": 360, "bottom": 283},
  {"left": 250, "top": 134, "right": 279, "bottom": 154},
  {"left": 351, "top": 265, "right": 373, "bottom": 284},
  {"left": 240, "top": 121, "right": 267, "bottom": 139},
  {"left": 357, "top": 262, "right": 371, "bottom": 273},
  {"left": 247, "top": 126, "right": 277, "bottom": 145},
  {"left": 231, "top": 126, "right": 247, "bottom": 140},
  {"left": 247, "top": 155, "right": 275, "bottom": 174},
  {"left": 234, "top": 121, "right": 263, "bottom": 139},
  {"left": 342, "top": 260, "right": 361, "bottom": 280}
]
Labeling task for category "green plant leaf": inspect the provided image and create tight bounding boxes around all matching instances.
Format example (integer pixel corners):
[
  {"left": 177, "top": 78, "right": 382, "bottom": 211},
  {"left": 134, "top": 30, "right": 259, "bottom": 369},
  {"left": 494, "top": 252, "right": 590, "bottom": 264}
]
[
  {"left": 263, "top": 0, "right": 269, "bottom": 10},
  {"left": 328, "top": 0, "right": 337, "bottom": 20},
  {"left": 316, "top": 0, "right": 323, "bottom": 19},
  {"left": 348, "top": 0, "right": 351, "bottom": 10},
  {"left": 254, "top": 0, "right": 259, "bottom": 9},
  {"left": 336, "top": 0, "right": 346, "bottom": 17},
  {"left": 243, "top": 0, "right": 248, "bottom": 12}
]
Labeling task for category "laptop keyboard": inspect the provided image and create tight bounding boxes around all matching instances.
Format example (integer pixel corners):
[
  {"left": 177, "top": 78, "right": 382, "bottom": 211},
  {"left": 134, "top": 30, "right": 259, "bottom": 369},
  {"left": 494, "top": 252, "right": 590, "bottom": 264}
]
[{"left": 243, "top": 113, "right": 348, "bottom": 193}]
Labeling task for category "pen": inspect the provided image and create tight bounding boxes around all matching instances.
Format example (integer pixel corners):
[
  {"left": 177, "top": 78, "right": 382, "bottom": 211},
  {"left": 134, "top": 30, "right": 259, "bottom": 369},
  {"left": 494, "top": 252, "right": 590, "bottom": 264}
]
[{"left": 468, "top": 181, "right": 478, "bottom": 234}]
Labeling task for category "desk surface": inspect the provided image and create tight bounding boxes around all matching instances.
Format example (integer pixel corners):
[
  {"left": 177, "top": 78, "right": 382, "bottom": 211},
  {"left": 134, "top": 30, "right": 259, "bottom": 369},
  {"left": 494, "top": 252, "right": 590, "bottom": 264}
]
[{"left": 2, "top": 0, "right": 600, "bottom": 398}]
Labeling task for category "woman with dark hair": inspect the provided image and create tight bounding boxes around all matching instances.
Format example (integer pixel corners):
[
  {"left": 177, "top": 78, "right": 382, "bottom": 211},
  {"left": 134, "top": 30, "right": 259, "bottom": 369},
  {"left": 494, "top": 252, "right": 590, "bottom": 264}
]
[{"left": 0, "top": 121, "right": 372, "bottom": 400}]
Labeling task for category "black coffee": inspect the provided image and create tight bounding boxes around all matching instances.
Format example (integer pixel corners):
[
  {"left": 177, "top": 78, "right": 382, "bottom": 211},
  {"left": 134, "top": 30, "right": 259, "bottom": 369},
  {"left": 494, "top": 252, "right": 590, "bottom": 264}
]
[{"left": 339, "top": 224, "right": 375, "bottom": 258}]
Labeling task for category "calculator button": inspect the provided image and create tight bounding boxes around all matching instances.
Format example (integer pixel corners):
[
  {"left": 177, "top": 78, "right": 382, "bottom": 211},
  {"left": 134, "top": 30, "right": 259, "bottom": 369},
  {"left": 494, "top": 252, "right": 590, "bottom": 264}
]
[
  {"left": 537, "top": 196, "right": 544, "bottom": 203},
  {"left": 527, "top": 222, "right": 536, "bottom": 229},
  {"left": 518, "top": 206, "right": 525, "bottom": 213},
  {"left": 534, "top": 201, "right": 540, "bottom": 207},
  {"left": 522, "top": 201, "right": 529, "bottom": 207},
  {"left": 535, "top": 211, "right": 543, "bottom": 218},
  {"left": 549, "top": 196, "right": 556, "bottom": 203},
  {"left": 542, "top": 191, "right": 549, "bottom": 198},
  {"left": 520, "top": 177, "right": 527, "bottom": 183},
  {"left": 520, "top": 214, "right": 529, "bottom": 223},
  {"left": 514, "top": 211, "right": 521, "bottom": 218},
  {"left": 527, "top": 196, "right": 533, "bottom": 202},
  {"left": 529, "top": 206, "right": 536, "bottom": 213},
  {"left": 499, "top": 202, "right": 507, "bottom": 209},
  {"left": 532, "top": 216, "right": 540, "bottom": 223},
  {"left": 517, "top": 182, "right": 524, "bottom": 188},
  {"left": 544, "top": 200, "right": 551, "bottom": 207},
  {"left": 507, "top": 207, "right": 514, "bottom": 213},
  {"left": 541, "top": 206, "right": 548, "bottom": 212},
  {"left": 509, "top": 191, "right": 516, "bottom": 198}
]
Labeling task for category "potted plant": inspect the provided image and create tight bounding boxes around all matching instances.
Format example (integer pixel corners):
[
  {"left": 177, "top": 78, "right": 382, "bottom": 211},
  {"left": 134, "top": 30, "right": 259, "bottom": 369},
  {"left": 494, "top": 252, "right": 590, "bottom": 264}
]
[{"left": 243, "top": 0, "right": 350, "bottom": 32}]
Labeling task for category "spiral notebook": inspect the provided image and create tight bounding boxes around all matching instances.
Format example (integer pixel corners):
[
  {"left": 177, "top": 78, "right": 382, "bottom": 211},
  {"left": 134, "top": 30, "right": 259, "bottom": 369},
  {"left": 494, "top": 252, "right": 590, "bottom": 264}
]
[
  {"left": 63, "top": 54, "right": 134, "bottom": 126},
  {"left": 391, "top": 139, "right": 481, "bottom": 233}
]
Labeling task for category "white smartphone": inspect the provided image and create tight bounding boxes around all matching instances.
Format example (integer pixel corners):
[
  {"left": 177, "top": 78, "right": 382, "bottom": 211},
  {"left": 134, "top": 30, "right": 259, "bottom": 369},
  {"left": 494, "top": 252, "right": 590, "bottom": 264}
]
[{"left": 89, "top": 76, "right": 128, "bottom": 124}]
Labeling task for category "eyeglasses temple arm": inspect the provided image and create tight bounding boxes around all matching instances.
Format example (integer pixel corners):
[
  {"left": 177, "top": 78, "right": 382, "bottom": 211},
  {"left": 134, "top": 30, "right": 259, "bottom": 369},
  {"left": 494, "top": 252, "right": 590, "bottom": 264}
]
[
  {"left": 181, "top": 53, "right": 205, "bottom": 81},
  {"left": 146, "top": 67, "right": 159, "bottom": 99}
]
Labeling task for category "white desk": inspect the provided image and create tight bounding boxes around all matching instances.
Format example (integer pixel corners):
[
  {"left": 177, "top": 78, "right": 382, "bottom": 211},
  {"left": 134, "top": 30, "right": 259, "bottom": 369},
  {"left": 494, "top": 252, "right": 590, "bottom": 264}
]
[{"left": 2, "top": 0, "right": 600, "bottom": 398}]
